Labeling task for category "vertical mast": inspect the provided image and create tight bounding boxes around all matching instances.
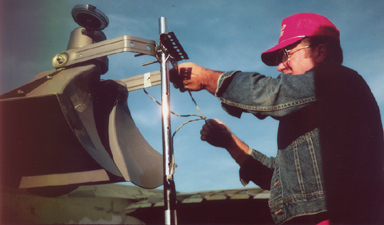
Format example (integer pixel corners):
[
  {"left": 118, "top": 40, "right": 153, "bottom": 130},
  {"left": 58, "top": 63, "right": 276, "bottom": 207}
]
[{"left": 159, "top": 17, "right": 177, "bottom": 225}]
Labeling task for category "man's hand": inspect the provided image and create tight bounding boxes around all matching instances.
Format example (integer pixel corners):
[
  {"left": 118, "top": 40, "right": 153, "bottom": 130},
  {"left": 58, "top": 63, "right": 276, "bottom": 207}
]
[
  {"left": 170, "top": 62, "right": 207, "bottom": 92},
  {"left": 200, "top": 119, "right": 233, "bottom": 148},
  {"left": 170, "top": 62, "right": 222, "bottom": 94},
  {"left": 200, "top": 119, "right": 251, "bottom": 166}
]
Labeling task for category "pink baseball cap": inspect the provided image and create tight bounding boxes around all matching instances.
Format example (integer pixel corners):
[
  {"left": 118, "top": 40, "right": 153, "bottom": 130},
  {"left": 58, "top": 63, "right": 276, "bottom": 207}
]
[{"left": 261, "top": 13, "right": 340, "bottom": 66}]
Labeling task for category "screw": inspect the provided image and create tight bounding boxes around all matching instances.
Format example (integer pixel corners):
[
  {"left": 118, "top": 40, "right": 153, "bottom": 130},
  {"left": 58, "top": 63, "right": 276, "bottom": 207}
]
[
  {"left": 56, "top": 55, "right": 65, "bottom": 64},
  {"left": 52, "top": 53, "right": 68, "bottom": 67}
]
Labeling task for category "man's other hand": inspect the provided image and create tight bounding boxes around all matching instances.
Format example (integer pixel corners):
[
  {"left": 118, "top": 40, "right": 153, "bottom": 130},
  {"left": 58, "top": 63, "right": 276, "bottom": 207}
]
[{"left": 200, "top": 119, "right": 232, "bottom": 148}]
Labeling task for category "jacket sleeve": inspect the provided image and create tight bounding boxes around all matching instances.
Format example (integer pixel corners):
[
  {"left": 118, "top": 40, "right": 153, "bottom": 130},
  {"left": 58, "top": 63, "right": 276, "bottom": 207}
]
[
  {"left": 215, "top": 70, "right": 316, "bottom": 119},
  {"left": 240, "top": 148, "right": 275, "bottom": 190}
]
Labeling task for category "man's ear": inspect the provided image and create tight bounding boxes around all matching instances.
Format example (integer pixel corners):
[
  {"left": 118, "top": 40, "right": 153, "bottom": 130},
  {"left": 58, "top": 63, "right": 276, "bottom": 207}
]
[{"left": 316, "top": 44, "right": 327, "bottom": 62}]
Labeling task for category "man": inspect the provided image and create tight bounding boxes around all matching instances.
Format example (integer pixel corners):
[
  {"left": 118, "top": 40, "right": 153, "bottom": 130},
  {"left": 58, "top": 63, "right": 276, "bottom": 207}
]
[{"left": 171, "top": 13, "right": 384, "bottom": 224}]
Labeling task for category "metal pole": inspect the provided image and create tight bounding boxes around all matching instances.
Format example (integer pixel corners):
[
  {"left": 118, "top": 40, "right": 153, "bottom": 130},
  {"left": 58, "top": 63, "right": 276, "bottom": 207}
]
[{"left": 159, "top": 17, "right": 177, "bottom": 225}]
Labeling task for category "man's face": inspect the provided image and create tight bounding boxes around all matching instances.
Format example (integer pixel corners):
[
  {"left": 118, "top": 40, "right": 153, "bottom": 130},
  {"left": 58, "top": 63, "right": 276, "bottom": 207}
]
[{"left": 277, "top": 42, "right": 320, "bottom": 75}]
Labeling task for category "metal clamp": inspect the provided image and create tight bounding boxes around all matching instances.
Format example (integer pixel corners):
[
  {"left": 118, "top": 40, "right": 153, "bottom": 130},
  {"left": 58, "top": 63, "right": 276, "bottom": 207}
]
[
  {"left": 159, "top": 31, "right": 189, "bottom": 62},
  {"left": 52, "top": 35, "right": 157, "bottom": 68}
]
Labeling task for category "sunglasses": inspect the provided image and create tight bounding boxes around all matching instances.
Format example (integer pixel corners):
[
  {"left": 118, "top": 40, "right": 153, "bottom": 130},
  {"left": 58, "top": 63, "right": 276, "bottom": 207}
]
[{"left": 278, "top": 46, "right": 311, "bottom": 64}]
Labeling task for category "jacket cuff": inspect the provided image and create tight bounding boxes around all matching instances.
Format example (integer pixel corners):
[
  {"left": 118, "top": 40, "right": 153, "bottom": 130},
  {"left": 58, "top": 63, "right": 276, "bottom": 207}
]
[
  {"left": 215, "top": 71, "right": 241, "bottom": 97},
  {"left": 216, "top": 71, "right": 243, "bottom": 118}
]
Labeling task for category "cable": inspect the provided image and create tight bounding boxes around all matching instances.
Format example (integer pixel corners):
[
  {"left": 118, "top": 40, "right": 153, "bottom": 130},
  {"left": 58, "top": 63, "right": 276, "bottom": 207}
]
[
  {"left": 143, "top": 88, "right": 207, "bottom": 176},
  {"left": 143, "top": 88, "right": 206, "bottom": 139}
]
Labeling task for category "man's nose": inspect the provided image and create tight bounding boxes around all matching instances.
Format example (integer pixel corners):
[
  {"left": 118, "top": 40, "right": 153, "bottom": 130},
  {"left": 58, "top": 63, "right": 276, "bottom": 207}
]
[{"left": 277, "top": 61, "right": 287, "bottom": 72}]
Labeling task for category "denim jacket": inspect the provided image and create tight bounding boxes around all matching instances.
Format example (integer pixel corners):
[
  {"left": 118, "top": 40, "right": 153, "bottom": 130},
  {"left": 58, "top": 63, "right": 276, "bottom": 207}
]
[
  {"left": 215, "top": 63, "right": 384, "bottom": 224},
  {"left": 216, "top": 71, "right": 326, "bottom": 223},
  {"left": 216, "top": 68, "right": 326, "bottom": 224}
]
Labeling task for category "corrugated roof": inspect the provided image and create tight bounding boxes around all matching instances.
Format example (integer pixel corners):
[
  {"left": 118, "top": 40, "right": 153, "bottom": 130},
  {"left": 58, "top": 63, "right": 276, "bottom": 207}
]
[{"left": 124, "top": 187, "right": 270, "bottom": 211}]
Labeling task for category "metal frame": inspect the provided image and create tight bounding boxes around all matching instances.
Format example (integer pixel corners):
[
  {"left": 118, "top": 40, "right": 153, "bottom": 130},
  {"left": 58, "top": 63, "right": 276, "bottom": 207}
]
[
  {"left": 51, "top": 16, "right": 184, "bottom": 225},
  {"left": 52, "top": 35, "right": 156, "bottom": 68}
]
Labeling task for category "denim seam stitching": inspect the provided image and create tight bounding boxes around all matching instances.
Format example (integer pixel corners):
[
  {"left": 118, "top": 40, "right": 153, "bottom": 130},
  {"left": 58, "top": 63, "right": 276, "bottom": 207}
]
[
  {"left": 269, "top": 191, "right": 326, "bottom": 208},
  {"left": 307, "top": 136, "right": 323, "bottom": 192},
  {"left": 218, "top": 97, "right": 316, "bottom": 112},
  {"left": 293, "top": 144, "right": 306, "bottom": 194},
  {"left": 287, "top": 128, "right": 319, "bottom": 148},
  {"left": 215, "top": 71, "right": 240, "bottom": 97}
]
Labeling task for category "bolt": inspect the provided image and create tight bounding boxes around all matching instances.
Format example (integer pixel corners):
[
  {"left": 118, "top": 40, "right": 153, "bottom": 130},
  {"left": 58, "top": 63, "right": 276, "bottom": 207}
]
[
  {"left": 52, "top": 53, "right": 68, "bottom": 67},
  {"left": 56, "top": 55, "right": 65, "bottom": 64}
]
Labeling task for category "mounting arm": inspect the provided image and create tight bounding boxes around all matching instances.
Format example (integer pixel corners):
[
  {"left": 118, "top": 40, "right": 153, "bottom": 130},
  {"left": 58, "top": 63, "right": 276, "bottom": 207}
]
[{"left": 52, "top": 35, "right": 157, "bottom": 69}]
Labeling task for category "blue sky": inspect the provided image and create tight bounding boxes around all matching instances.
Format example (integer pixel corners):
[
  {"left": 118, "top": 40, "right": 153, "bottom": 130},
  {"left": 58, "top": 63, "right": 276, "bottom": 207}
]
[{"left": 1, "top": 0, "right": 384, "bottom": 193}]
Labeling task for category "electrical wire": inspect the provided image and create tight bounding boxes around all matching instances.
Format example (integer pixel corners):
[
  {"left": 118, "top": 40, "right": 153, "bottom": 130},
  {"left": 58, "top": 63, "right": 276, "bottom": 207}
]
[
  {"left": 143, "top": 88, "right": 207, "bottom": 176},
  {"left": 143, "top": 88, "right": 207, "bottom": 139}
]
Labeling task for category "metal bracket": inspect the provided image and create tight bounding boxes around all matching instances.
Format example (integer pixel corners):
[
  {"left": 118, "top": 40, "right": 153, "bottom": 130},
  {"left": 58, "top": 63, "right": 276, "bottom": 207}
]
[
  {"left": 52, "top": 35, "right": 156, "bottom": 68},
  {"left": 159, "top": 31, "right": 189, "bottom": 62},
  {"left": 121, "top": 70, "right": 161, "bottom": 92}
]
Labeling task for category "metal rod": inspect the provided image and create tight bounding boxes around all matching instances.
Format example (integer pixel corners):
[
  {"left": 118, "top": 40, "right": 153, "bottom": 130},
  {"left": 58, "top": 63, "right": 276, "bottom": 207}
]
[{"left": 159, "top": 17, "right": 177, "bottom": 225}]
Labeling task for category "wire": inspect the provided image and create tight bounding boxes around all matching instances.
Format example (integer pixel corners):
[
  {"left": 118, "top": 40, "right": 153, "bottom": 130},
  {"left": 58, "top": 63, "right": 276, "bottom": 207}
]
[
  {"left": 143, "top": 88, "right": 207, "bottom": 177},
  {"left": 143, "top": 88, "right": 207, "bottom": 139}
]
